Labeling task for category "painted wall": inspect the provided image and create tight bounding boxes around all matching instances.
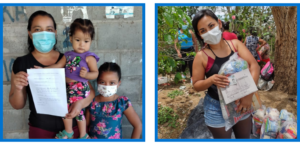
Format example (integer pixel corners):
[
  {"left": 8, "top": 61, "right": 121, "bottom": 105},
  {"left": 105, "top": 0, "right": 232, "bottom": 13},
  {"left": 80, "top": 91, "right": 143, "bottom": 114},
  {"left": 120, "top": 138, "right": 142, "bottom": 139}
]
[{"left": 2, "top": 6, "right": 143, "bottom": 139}]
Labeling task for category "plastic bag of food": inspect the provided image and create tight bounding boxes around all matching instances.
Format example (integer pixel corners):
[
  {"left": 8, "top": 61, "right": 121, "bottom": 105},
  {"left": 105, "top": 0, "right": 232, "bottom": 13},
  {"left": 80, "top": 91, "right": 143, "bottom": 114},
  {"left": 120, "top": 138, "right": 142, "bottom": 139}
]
[
  {"left": 260, "top": 117, "right": 280, "bottom": 139},
  {"left": 277, "top": 121, "right": 297, "bottom": 139},
  {"left": 252, "top": 106, "right": 266, "bottom": 137},
  {"left": 266, "top": 107, "right": 280, "bottom": 121},
  {"left": 260, "top": 108, "right": 280, "bottom": 139},
  {"left": 279, "top": 109, "right": 296, "bottom": 125},
  {"left": 217, "top": 52, "right": 254, "bottom": 131}
]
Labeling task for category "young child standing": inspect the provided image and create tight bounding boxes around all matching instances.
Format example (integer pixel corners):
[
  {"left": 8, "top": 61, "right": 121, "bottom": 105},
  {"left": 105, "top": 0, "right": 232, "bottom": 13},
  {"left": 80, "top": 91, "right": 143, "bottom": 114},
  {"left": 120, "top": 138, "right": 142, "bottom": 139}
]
[
  {"left": 86, "top": 62, "right": 142, "bottom": 139},
  {"left": 35, "top": 18, "right": 99, "bottom": 139}
]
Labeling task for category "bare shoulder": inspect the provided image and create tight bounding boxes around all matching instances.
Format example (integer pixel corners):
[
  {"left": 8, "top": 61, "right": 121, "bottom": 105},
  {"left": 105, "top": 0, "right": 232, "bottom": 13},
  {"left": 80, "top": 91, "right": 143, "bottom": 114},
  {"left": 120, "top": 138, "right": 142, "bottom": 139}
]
[
  {"left": 228, "top": 39, "right": 242, "bottom": 51},
  {"left": 195, "top": 48, "right": 209, "bottom": 62}
]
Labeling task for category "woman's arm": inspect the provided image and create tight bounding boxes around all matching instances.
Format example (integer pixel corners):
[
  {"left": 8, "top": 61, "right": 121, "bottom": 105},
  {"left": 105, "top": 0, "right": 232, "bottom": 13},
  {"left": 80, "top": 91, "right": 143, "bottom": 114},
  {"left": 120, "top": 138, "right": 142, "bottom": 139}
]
[
  {"left": 44, "top": 55, "right": 66, "bottom": 68},
  {"left": 9, "top": 71, "right": 28, "bottom": 109},
  {"left": 65, "top": 81, "right": 95, "bottom": 119},
  {"left": 174, "top": 37, "right": 182, "bottom": 58},
  {"left": 234, "top": 39, "right": 260, "bottom": 84},
  {"left": 123, "top": 106, "right": 142, "bottom": 139},
  {"left": 233, "top": 39, "right": 260, "bottom": 112},
  {"left": 192, "top": 51, "right": 229, "bottom": 91},
  {"left": 190, "top": 30, "right": 198, "bottom": 53},
  {"left": 258, "top": 38, "right": 266, "bottom": 48},
  {"left": 80, "top": 56, "right": 99, "bottom": 80}
]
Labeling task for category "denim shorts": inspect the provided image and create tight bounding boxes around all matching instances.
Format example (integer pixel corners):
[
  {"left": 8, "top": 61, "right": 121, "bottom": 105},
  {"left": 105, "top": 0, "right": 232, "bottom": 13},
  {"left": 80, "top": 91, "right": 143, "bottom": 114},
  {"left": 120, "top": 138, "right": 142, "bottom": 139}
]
[{"left": 203, "top": 93, "right": 251, "bottom": 128}]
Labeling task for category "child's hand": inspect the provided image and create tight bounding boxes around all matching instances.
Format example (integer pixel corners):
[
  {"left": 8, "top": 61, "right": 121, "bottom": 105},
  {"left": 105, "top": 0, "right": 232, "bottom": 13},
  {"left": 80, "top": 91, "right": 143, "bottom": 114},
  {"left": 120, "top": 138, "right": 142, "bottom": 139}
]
[
  {"left": 80, "top": 67, "right": 88, "bottom": 78},
  {"left": 33, "top": 65, "right": 43, "bottom": 69}
]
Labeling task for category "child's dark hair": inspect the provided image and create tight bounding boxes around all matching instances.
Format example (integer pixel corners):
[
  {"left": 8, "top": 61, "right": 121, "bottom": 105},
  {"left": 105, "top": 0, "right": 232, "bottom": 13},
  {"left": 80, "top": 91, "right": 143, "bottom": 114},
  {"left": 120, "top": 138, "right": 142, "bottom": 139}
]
[
  {"left": 98, "top": 62, "right": 121, "bottom": 81},
  {"left": 69, "top": 18, "right": 95, "bottom": 40},
  {"left": 27, "top": 10, "right": 57, "bottom": 53}
]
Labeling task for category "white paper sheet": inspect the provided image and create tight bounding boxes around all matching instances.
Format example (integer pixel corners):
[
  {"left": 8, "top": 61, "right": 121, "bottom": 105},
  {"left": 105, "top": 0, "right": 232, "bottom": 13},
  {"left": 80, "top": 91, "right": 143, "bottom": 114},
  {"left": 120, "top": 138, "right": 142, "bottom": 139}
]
[
  {"left": 220, "top": 68, "right": 258, "bottom": 104},
  {"left": 27, "top": 68, "right": 68, "bottom": 117}
]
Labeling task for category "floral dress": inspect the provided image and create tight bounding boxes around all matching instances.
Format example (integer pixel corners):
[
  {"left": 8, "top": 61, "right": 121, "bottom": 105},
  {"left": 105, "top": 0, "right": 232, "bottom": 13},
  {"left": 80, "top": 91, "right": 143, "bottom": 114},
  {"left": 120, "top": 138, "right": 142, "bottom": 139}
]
[{"left": 88, "top": 96, "right": 132, "bottom": 139}]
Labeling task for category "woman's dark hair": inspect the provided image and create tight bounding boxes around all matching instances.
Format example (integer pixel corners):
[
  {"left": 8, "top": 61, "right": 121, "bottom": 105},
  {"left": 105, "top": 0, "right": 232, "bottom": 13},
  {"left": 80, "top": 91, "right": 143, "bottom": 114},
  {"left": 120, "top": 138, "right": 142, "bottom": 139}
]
[
  {"left": 69, "top": 18, "right": 95, "bottom": 40},
  {"left": 98, "top": 62, "right": 121, "bottom": 81},
  {"left": 249, "top": 27, "right": 258, "bottom": 36},
  {"left": 222, "top": 21, "right": 230, "bottom": 30},
  {"left": 237, "top": 35, "right": 243, "bottom": 41},
  {"left": 27, "top": 10, "right": 57, "bottom": 53},
  {"left": 192, "top": 9, "right": 219, "bottom": 46}
]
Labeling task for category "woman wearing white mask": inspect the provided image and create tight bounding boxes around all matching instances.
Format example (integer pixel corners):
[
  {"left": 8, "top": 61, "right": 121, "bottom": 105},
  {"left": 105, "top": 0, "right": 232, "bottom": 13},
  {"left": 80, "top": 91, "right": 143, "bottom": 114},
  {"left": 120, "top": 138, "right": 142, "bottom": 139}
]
[
  {"left": 192, "top": 9, "right": 260, "bottom": 138},
  {"left": 85, "top": 62, "right": 142, "bottom": 139},
  {"left": 9, "top": 10, "right": 95, "bottom": 138},
  {"left": 174, "top": 19, "right": 198, "bottom": 81}
]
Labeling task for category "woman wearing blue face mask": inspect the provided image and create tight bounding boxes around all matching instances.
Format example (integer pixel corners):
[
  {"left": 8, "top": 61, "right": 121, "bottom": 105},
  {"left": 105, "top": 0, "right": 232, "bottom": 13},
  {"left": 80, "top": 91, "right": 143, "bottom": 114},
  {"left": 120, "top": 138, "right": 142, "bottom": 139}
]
[
  {"left": 174, "top": 20, "right": 198, "bottom": 81},
  {"left": 191, "top": 9, "right": 260, "bottom": 138},
  {"left": 9, "top": 10, "right": 95, "bottom": 138}
]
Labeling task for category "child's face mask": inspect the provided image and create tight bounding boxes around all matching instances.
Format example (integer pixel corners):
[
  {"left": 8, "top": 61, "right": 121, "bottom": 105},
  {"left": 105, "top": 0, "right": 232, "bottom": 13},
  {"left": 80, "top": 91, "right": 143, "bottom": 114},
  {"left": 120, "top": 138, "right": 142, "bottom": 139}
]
[{"left": 97, "top": 84, "right": 118, "bottom": 97}]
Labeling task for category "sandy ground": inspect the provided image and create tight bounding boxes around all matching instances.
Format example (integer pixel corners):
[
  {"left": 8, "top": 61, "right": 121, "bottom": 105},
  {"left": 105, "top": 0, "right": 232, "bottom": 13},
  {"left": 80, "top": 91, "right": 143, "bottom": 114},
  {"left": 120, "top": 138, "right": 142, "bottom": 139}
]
[{"left": 157, "top": 76, "right": 297, "bottom": 139}]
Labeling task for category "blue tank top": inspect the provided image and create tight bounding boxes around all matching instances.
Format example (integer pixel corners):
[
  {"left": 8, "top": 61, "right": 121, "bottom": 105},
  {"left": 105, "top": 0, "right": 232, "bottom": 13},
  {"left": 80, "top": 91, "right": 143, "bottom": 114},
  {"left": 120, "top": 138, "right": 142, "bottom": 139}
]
[{"left": 178, "top": 30, "right": 193, "bottom": 49}]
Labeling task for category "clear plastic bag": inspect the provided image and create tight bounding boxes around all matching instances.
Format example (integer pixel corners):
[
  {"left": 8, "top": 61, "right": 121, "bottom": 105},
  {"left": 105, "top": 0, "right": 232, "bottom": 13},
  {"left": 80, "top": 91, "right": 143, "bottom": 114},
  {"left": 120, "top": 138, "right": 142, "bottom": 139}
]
[
  {"left": 260, "top": 108, "right": 280, "bottom": 139},
  {"left": 279, "top": 109, "right": 296, "bottom": 125},
  {"left": 277, "top": 121, "right": 297, "bottom": 139},
  {"left": 266, "top": 107, "right": 280, "bottom": 121},
  {"left": 217, "top": 52, "right": 253, "bottom": 131},
  {"left": 252, "top": 106, "right": 266, "bottom": 137},
  {"left": 257, "top": 76, "right": 267, "bottom": 90}
]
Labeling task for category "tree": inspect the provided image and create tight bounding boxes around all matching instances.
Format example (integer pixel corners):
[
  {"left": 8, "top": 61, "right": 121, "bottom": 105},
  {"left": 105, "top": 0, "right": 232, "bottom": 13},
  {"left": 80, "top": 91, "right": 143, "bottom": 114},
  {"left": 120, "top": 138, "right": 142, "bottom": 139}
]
[{"left": 271, "top": 6, "right": 297, "bottom": 95}]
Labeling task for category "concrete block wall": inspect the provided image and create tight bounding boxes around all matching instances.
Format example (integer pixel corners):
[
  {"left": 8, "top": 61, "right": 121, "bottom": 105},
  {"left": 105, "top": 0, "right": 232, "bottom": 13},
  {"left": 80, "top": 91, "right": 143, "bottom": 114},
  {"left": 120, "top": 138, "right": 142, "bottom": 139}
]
[{"left": 3, "top": 6, "right": 143, "bottom": 139}]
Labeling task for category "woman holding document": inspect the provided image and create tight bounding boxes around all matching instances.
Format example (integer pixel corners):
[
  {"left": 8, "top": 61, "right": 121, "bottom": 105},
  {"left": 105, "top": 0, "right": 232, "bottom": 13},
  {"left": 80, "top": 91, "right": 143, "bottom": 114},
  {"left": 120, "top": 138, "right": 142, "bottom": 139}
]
[
  {"left": 191, "top": 9, "right": 260, "bottom": 138},
  {"left": 9, "top": 10, "right": 95, "bottom": 139}
]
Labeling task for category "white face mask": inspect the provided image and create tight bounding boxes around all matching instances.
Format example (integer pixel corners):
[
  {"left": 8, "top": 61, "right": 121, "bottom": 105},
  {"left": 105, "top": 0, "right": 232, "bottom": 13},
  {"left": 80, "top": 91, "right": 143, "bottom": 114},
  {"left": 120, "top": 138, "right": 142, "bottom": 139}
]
[
  {"left": 97, "top": 84, "right": 118, "bottom": 97},
  {"left": 200, "top": 26, "right": 222, "bottom": 45}
]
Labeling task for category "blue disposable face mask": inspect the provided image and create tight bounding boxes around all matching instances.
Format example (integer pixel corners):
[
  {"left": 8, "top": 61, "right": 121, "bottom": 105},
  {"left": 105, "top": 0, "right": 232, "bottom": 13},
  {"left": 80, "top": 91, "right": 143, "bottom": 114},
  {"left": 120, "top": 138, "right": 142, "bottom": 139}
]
[
  {"left": 32, "top": 31, "right": 56, "bottom": 53},
  {"left": 182, "top": 25, "right": 188, "bottom": 30}
]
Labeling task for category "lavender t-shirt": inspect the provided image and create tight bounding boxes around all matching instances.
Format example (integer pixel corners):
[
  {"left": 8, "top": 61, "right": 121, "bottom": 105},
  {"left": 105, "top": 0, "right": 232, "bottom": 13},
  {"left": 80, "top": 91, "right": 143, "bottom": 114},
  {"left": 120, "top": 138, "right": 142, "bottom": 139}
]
[{"left": 65, "top": 51, "right": 99, "bottom": 82}]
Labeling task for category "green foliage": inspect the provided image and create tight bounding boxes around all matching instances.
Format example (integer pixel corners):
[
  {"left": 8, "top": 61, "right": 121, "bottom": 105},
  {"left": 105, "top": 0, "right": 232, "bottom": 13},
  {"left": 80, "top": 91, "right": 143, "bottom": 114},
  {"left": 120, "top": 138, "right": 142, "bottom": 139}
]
[
  {"left": 158, "top": 6, "right": 192, "bottom": 44},
  {"left": 219, "top": 6, "right": 275, "bottom": 42},
  {"left": 173, "top": 72, "right": 182, "bottom": 84},
  {"left": 167, "top": 90, "right": 184, "bottom": 99},
  {"left": 158, "top": 50, "right": 183, "bottom": 84},
  {"left": 186, "top": 52, "right": 196, "bottom": 57},
  {"left": 158, "top": 105, "right": 179, "bottom": 128},
  {"left": 158, "top": 53, "right": 176, "bottom": 76}
]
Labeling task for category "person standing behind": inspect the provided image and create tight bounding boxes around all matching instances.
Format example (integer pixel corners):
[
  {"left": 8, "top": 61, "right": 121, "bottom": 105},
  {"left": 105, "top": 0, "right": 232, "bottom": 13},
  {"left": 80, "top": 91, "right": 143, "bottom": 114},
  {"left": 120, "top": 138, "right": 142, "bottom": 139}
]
[
  {"left": 237, "top": 34, "right": 243, "bottom": 42},
  {"left": 174, "top": 19, "right": 198, "bottom": 81},
  {"left": 244, "top": 29, "right": 266, "bottom": 60},
  {"left": 258, "top": 36, "right": 271, "bottom": 63},
  {"left": 222, "top": 21, "right": 237, "bottom": 40}
]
